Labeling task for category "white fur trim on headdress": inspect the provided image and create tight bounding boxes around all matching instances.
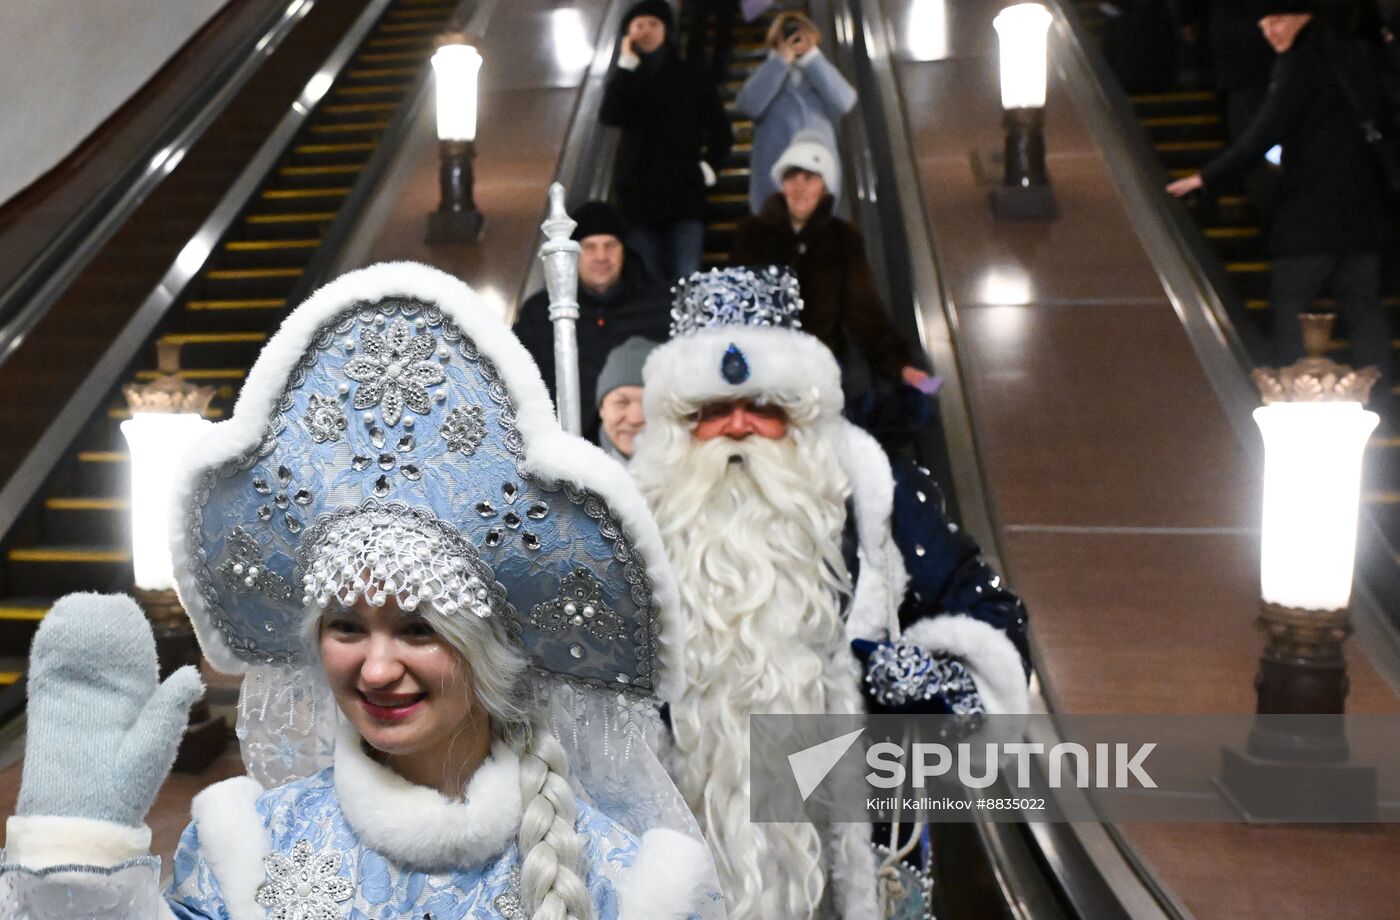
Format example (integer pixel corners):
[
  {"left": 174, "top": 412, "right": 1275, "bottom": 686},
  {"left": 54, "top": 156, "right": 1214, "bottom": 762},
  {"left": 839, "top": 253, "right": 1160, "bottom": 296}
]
[
  {"left": 617, "top": 829, "right": 715, "bottom": 920},
  {"left": 190, "top": 776, "right": 270, "bottom": 920},
  {"left": 334, "top": 722, "right": 521, "bottom": 871},
  {"left": 901, "top": 614, "right": 1029, "bottom": 715},
  {"left": 770, "top": 129, "right": 839, "bottom": 193},
  {"left": 642, "top": 325, "right": 842, "bottom": 420},
  {"left": 169, "top": 262, "right": 684, "bottom": 703},
  {"left": 3, "top": 814, "right": 151, "bottom": 869}
]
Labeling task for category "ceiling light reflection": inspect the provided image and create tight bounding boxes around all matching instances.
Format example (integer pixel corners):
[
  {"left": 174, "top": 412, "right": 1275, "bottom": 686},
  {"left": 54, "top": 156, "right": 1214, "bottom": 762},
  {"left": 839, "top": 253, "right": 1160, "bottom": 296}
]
[
  {"left": 907, "top": 0, "right": 950, "bottom": 62},
  {"left": 977, "top": 265, "right": 1033, "bottom": 305},
  {"left": 551, "top": 8, "right": 595, "bottom": 73}
]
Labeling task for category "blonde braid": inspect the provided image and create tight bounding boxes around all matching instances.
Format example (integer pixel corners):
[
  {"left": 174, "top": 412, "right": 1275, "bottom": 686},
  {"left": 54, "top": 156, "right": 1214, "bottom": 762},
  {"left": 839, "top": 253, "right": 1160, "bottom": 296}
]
[{"left": 517, "top": 723, "right": 594, "bottom": 920}]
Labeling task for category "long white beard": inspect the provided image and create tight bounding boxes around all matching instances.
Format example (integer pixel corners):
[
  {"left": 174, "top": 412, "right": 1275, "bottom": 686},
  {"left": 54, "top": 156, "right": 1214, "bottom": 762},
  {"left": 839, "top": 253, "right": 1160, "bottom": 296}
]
[{"left": 634, "top": 424, "right": 853, "bottom": 920}]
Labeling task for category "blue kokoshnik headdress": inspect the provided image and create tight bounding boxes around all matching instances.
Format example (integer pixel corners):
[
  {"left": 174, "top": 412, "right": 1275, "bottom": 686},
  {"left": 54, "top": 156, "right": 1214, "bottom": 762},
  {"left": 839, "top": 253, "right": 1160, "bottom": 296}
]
[{"left": 172, "top": 262, "right": 686, "bottom": 798}]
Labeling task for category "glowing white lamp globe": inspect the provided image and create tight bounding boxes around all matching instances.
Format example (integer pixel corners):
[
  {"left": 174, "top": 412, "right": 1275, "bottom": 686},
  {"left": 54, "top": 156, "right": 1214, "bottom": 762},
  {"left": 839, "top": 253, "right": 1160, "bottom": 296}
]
[
  {"left": 993, "top": 3, "right": 1053, "bottom": 110},
  {"left": 432, "top": 42, "right": 483, "bottom": 143},
  {"left": 121, "top": 413, "right": 212, "bottom": 590},
  {"left": 1255, "top": 403, "right": 1378, "bottom": 611}
]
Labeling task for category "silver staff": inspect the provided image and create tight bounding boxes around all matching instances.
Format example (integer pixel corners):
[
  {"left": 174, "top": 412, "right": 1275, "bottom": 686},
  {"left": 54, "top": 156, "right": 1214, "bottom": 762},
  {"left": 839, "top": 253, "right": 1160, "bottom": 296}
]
[{"left": 539, "top": 182, "right": 582, "bottom": 434}]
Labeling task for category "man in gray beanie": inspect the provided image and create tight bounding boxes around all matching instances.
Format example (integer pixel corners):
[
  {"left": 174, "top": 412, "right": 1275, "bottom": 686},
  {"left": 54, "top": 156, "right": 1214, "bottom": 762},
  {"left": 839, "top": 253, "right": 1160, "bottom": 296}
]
[{"left": 595, "top": 335, "right": 659, "bottom": 459}]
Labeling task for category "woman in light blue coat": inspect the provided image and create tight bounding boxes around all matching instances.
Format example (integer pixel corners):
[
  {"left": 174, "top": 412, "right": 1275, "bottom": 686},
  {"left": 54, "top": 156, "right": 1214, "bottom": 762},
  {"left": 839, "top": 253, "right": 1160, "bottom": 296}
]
[{"left": 735, "top": 11, "right": 857, "bottom": 215}]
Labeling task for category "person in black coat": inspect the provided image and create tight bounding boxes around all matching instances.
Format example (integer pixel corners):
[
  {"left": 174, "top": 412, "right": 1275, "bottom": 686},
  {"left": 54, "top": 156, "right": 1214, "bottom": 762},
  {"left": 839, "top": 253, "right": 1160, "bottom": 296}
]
[
  {"left": 1168, "top": 3, "right": 1395, "bottom": 401},
  {"left": 512, "top": 201, "right": 670, "bottom": 444},
  {"left": 599, "top": 0, "right": 734, "bottom": 286}
]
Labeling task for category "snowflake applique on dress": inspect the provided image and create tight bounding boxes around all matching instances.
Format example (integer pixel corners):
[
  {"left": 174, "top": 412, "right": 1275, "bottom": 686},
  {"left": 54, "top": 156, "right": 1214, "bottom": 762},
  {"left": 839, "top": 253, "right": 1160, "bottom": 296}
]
[
  {"left": 255, "top": 838, "right": 354, "bottom": 920},
  {"left": 344, "top": 316, "right": 445, "bottom": 426}
]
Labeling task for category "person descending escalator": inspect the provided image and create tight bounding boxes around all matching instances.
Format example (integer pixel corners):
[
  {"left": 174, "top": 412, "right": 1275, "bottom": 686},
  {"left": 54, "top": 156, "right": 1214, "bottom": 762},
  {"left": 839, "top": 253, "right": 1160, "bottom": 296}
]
[
  {"left": 1167, "top": 1, "right": 1399, "bottom": 423},
  {"left": 600, "top": 0, "right": 734, "bottom": 287},
  {"left": 731, "top": 133, "right": 935, "bottom": 416}
]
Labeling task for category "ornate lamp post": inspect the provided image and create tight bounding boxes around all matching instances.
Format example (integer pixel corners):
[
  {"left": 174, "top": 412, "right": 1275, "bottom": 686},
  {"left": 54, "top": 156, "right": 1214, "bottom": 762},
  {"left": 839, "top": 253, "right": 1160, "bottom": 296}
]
[
  {"left": 426, "top": 31, "right": 485, "bottom": 244},
  {"left": 121, "top": 340, "right": 227, "bottom": 772},
  {"left": 539, "top": 182, "right": 582, "bottom": 435},
  {"left": 991, "top": 3, "right": 1057, "bottom": 220},
  {"left": 1221, "top": 314, "right": 1379, "bottom": 818}
]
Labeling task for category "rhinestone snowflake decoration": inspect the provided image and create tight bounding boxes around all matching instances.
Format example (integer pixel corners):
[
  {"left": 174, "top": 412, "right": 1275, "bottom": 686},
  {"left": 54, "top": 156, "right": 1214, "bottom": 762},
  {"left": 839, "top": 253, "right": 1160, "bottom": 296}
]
[
  {"left": 254, "top": 838, "right": 354, "bottom": 920},
  {"left": 304, "top": 393, "right": 347, "bottom": 443},
  {"left": 669, "top": 265, "right": 804, "bottom": 338},
  {"left": 351, "top": 428, "right": 421, "bottom": 497},
  {"left": 252, "top": 464, "right": 311, "bottom": 535},
  {"left": 217, "top": 527, "right": 294, "bottom": 602},
  {"left": 344, "top": 316, "right": 444, "bottom": 426},
  {"left": 302, "top": 507, "right": 497, "bottom": 618},
  {"left": 442, "top": 404, "right": 487, "bottom": 456},
  {"left": 477, "top": 480, "right": 549, "bottom": 552},
  {"left": 529, "top": 568, "right": 627, "bottom": 646}
]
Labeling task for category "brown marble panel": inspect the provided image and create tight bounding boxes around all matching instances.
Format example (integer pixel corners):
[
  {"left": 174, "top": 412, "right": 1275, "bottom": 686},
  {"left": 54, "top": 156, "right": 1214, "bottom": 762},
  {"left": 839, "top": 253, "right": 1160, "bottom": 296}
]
[
  {"left": 350, "top": 85, "right": 579, "bottom": 308},
  {"left": 1121, "top": 822, "right": 1400, "bottom": 920},
  {"left": 916, "top": 152, "right": 1171, "bottom": 305},
  {"left": 1005, "top": 528, "right": 1400, "bottom": 715},
  {"left": 958, "top": 301, "right": 1258, "bottom": 530}
]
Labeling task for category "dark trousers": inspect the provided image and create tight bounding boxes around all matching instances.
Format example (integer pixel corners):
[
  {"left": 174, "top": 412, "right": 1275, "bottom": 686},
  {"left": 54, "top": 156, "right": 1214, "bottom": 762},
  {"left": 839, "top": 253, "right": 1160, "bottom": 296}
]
[
  {"left": 1270, "top": 251, "right": 1394, "bottom": 387},
  {"left": 685, "top": 0, "right": 735, "bottom": 81}
]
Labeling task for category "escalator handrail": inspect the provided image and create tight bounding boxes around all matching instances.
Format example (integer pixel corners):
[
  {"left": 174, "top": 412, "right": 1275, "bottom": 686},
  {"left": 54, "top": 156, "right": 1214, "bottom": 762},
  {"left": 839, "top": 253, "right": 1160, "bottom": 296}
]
[
  {"left": 0, "top": 0, "right": 320, "bottom": 372},
  {"left": 289, "top": 1, "right": 479, "bottom": 306},
  {"left": 826, "top": 1, "right": 1185, "bottom": 916},
  {"left": 0, "top": 0, "right": 399, "bottom": 551},
  {"left": 509, "top": 0, "right": 627, "bottom": 323}
]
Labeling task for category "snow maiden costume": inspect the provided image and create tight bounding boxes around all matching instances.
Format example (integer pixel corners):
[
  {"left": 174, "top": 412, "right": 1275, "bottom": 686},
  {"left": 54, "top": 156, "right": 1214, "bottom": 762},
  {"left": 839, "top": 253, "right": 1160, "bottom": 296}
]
[
  {"left": 0, "top": 263, "right": 725, "bottom": 920},
  {"left": 630, "top": 267, "right": 1031, "bottom": 920}
]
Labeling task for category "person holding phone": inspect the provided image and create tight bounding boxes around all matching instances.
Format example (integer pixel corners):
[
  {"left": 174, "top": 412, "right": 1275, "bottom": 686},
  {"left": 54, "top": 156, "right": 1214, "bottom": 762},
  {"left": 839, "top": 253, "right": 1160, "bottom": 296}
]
[
  {"left": 735, "top": 11, "right": 857, "bottom": 215},
  {"left": 601, "top": 0, "right": 733, "bottom": 285}
]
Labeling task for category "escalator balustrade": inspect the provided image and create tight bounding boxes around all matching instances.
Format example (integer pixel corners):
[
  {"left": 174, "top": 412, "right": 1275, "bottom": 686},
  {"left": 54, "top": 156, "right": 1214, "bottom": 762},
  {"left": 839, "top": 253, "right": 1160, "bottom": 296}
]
[
  {"left": 0, "top": 0, "right": 463, "bottom": 677},
  {"left": 1074, "top": 0, "right": 1400, "bottom": 551}
]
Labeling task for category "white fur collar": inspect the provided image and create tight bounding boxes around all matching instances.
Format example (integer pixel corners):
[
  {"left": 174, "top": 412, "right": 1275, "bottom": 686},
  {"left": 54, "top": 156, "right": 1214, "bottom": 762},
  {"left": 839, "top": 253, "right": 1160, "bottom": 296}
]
[
  {"left": 333, "top": 723, "right": 522, "bottom": 871},
  {"left": 837, "top": 421, "right": 909, "bottom": 642}
]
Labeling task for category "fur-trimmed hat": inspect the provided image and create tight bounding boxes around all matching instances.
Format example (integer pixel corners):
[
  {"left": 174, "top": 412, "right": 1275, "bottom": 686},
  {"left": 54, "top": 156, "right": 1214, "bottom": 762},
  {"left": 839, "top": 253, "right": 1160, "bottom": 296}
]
[
  {"left": 770, "top": 130, "right": 840, "bottom": 194},
  {"left": 622, "top": 0, "right": 675, "bottom": 35},
  {"left": 642, "top": 266, "right": 843, "bottom": 422}
]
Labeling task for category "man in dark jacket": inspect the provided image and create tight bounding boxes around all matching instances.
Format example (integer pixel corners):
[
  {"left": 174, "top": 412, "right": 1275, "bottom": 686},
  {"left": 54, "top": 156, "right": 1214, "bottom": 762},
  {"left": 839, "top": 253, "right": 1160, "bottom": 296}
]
[
  {"left": 1168, "top": 2, "right": 1395, "bottom": 401},
  {"left": 730, "top": 133, "right": 931, "bottom": 395},
  {"left": 512, "top": 201, "right": 670, "bottom": 443},
  {"left": 599, "top": 0, "right": 733, "bottom": 286}
]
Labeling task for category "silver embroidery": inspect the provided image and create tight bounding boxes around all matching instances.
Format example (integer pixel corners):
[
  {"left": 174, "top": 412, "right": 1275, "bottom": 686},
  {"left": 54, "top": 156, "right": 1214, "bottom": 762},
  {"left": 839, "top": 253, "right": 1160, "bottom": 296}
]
[
  {"left": 217, "top": 528, "right": 294, "bottom": 602},
  {"left": 530, "top": 568, "right": 627, "bottom": 643},
  {"left": 343, "top": 316, "right": 444, "bottom": 426},
  {"left": 255, "top": 838, "right": 354, "bottom": 920},
  {"left": 493, "top": 866, "right": 524, "bottom": 919},
  {"left": 442, "top": 405, "right": 487, "bottom": 455},
  {"left": 305, "top": 393, "right": 348, "bottom": 443}
]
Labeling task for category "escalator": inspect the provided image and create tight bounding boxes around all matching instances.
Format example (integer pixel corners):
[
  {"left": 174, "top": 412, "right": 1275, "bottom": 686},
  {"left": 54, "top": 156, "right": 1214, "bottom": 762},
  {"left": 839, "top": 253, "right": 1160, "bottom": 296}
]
[
  {"left": 1069, "top": 0, "right": 1400, "bottom": 559},
  {"left": 0, "top": 0, "right": 465, "bottom": 676}
]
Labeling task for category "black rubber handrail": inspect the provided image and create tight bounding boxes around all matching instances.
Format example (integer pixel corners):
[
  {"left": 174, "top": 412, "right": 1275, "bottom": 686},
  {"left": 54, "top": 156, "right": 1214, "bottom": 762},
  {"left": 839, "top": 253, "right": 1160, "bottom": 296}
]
[{"left": 0, "top": 0, "right": 319, "bottom": 370}]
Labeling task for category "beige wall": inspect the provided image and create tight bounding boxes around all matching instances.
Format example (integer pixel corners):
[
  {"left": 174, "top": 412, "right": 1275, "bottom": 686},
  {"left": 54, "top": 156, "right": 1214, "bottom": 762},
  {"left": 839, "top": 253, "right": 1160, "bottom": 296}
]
[{"left": 0, "top": 0, "right": 232, "bottom": 206}]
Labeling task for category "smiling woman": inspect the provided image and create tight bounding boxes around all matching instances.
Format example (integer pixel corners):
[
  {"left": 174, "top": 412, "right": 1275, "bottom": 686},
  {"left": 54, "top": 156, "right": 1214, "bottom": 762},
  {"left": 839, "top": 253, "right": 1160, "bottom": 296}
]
[{"left": 0, "top": 263, "right": 725, "bottom": 920}]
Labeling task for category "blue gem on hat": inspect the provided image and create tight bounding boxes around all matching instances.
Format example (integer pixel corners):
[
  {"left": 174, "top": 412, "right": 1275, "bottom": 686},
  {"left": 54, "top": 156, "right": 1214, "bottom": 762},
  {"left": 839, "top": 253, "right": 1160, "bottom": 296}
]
[{"left": 721, "top": 344, "right": 750, "bottom": 384}]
